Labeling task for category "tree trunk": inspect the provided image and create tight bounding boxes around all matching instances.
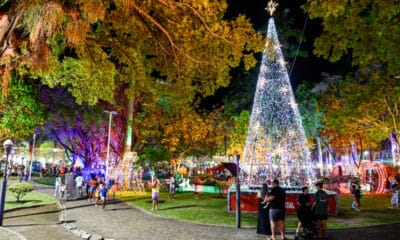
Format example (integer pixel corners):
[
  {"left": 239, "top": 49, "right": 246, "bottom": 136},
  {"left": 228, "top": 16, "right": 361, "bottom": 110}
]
[
  {"left": 316, "top": 136, "right": 323, "bottom": 176},
  {"left": 125, "top": 99, "right": 134, "bottom": 152}
]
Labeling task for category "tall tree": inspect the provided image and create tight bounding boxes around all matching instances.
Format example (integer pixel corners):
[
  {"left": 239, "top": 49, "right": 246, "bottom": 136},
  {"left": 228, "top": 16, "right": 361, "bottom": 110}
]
[
  {"left": 304, "top": 0, "right": 400, "bottom": 76},
  {"left": 0, "top": 0, "right": 263, "bottom": 157}
]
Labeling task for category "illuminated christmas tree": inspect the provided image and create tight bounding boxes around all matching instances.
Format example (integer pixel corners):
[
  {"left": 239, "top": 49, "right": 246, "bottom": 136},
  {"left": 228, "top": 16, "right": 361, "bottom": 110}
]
[{"left": 242, "top": 5, "right": 315, "bottom": 186}]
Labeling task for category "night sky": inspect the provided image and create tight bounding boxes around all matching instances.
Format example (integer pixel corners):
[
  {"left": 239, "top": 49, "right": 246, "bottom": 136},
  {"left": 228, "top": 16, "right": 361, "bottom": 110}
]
[
  {"left": 199, "top": 0, "right": 346, "bottom": 111},
  {"left": 226, "top": 0, "right": 339, "bottom": 85}
]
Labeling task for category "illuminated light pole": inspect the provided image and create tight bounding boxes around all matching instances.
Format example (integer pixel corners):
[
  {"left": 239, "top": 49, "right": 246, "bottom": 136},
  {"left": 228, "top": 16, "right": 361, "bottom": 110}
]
[
  {"left": 235, "top": 155, "right": 241, "bottom": 229},
  {"left": 28, "top": 133, "right": 36, "bottom": 182},
  {"left": 0, "top": 139, "right": 13, "bottom": 226},
  {"left": 105, "top": 110, "right": 118, "bottom": 182}
]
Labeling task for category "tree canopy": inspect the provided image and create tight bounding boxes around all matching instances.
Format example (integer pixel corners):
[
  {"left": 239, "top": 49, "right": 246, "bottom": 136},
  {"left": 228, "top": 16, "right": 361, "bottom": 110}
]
[{"left": 1, "top": 0, "right": 263, "bottom": 107}]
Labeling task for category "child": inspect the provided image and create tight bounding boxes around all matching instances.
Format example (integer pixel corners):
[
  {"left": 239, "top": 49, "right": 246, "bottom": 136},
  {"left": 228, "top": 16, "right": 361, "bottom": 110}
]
[
  {"left": 93, "top": 187, "right": 100, "bottom": 207},
  {"left": 60, "top": 184, "right": 66, "bottom": 198},
  {"left": 295, "top": 186, "right": 311, "bottom": 239},
  {"left": 100, "top": 185, "right": 108, "bottom": 210},
  {"left": 112, "top": 182, "right": 119, "bottom": 199}
]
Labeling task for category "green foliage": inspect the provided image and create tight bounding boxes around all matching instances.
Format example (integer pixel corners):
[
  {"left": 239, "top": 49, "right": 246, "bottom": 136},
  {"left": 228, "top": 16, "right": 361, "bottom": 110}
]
[
  {"left": 33, "top": 177, "right": 56, "bottom": 186},
  {"left": 0, "top": 0, "right": 9, "bottom": 8},
  {"left": 304, "top": 0, "right": 400, "bottom": 75},
  {"left": 8, "top": 182, "right": 35, "bottom": 202},
  {"left": 40, "top": 45, "right": 117, "bottom": 105},
  {"left": 227, "top": 110, "right": 250, "bottom": 156},
  {"left": 138, "top": 145, "right": 170, "bottom": 167},
  {"left": 0, "top": 76, "right": 47, "bottom": 139},
  {"left": 215, "top": 180, "right": 228, "bottom": 194},
  {"left": 295, "top": 82, "right": 324, "bottom": 140},
  {"left": 4, "top": 0, "right": 263, "bottom": 107}
]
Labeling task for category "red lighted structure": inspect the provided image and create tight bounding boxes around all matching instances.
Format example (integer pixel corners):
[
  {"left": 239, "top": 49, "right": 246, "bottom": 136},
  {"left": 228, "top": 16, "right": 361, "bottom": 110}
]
[{"left": 228, "top": 186, "right": 338, "bottom": 216}]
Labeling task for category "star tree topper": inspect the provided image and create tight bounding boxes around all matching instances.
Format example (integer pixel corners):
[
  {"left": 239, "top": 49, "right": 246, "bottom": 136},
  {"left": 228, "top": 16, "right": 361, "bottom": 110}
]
[{"left": 266, "top": 0, "right": 278, "bottom": 16}]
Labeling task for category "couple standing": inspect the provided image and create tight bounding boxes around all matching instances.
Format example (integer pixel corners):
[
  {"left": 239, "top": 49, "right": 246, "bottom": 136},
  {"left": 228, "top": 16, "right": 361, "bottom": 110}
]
[{"left": 257, "top": 179, "right": 287, "bottom": 240}]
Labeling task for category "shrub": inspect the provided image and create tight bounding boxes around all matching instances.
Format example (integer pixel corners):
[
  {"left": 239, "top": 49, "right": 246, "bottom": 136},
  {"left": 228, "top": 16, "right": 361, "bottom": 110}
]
[
  {"left": 33, "top": 177, "right": 56, "bottom": 186},
  {"left": 8, "top": 182, "right": 34, "bottom": 202}
]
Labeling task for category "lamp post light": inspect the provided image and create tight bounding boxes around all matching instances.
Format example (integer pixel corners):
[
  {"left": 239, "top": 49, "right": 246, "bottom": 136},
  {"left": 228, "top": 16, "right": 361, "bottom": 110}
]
[
  {"left": 28, "top": 133, "right": 36, "bottom": 182},
  {"left": 104, "top": 110, "right": 118, "bottom": 182},
  {"left": 0, "top": 139, "right": 13, "bottom": 226},
  {"left": 235, "top": 154, "right": 241, "bottom": 229}
]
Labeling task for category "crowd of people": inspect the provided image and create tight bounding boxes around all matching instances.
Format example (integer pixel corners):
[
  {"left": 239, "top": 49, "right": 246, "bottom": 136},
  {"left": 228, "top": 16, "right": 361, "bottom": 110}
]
[
  {"left": 54, "top": 173, "right": 115, "bottom": 210},
  {"left": 52, "top": 168, "right": 399, "bottom": 240},
  {"left": 255, "top": 175, "right": 399, "bottom": 240}
]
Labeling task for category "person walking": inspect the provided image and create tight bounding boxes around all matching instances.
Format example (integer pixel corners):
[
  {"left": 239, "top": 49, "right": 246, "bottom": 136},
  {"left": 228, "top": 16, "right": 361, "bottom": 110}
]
[
  {"left": 93, "top": 186, "right": 100, "bottom": 207},
  {"left": 266, "top": 179, "right": 287, "bottom": 240},
  {"left": 256, "top": 183, "right": 271, "bottom": 235},
  {"left": 100, "top": 184, "right": 108, "bottom": 210},
  {"left": 295, "top": 186, "right": 311, "bottom": 239},
  {"left": 351, "top": 182, "right": 361, "bottom": 211},
  {"left": 312, "top": 182, "right": 329, "bottom": 240}
]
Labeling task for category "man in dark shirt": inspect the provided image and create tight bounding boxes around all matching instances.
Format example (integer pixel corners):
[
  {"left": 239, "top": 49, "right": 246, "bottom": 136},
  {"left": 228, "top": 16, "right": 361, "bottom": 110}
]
[{"left": 266, "top": 179, "right": 287, "bottom": 240}]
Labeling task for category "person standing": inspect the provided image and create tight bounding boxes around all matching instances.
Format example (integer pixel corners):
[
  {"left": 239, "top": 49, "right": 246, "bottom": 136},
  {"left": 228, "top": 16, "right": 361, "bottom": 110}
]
[
  {"left": 54, "top": 175, "right": 62, "bottom": 197},
  {"left": 75, "top": 174, "right": 84, "bottom": 198},
  {"left": 390, "top": 184, "right": 399, "bottom": 209},
  {"left": 312, "top": 182, "right": 329, "bottom": 240},
  {"left": 150, "top": 176, "right": 160, "bottom": 210},
  {"left": 194, "top": 177, "right": 204, "bottom": 200},
  {"left": 169, "top": 174, "right": 176, "bottom": 200},
  {"left": 89, "top": 177, "right": 98, "bottom": 202},
  {"left": 256, "top": 183, "right": 271, "bottom": 235},
  {"left": 266, "top": 179, "right": 287, "bottom": 240},
  {"left": 19, "top": 165, "right": 25, "bottom": 182}
]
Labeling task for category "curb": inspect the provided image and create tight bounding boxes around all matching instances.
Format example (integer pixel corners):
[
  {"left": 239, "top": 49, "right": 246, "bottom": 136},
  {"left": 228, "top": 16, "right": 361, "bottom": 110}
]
[{"left": 57, "top": 199, "right": 115, "bottom": 240}]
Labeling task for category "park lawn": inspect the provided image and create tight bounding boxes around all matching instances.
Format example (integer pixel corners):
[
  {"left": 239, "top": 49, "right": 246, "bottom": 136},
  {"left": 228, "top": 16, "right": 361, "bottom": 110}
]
[
  {"left": 118, "top": 191, "right": 400, "bottom": 229},
  {"left": 329, "top": 194, "right": 400, "bottom": 228},
  {"left": 5, "top": 191, "right": 57, "bottom": 210}
]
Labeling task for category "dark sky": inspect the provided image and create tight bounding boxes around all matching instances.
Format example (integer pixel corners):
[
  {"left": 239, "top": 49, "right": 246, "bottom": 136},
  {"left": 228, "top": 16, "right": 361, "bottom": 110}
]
[
  {"left": 200, "top": 0, "right": 342, "bottom": 111},
  {"left": 226, "top": 0, "right": 338, "bottom": 85}
]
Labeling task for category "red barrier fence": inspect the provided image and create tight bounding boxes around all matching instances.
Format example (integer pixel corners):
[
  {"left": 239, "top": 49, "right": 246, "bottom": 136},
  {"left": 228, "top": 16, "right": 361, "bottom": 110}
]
[{"left": 228, "top": 190, "right": 338, "bottom": 215}]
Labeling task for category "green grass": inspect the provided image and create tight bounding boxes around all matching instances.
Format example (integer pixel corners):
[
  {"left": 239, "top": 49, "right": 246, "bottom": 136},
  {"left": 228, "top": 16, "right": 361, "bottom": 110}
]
[
  {"left": 5, "top": 191, "right": 57, "bottom": 210},
  {"left": 118, "top": 191, "right": 400, "bottom": 229}
]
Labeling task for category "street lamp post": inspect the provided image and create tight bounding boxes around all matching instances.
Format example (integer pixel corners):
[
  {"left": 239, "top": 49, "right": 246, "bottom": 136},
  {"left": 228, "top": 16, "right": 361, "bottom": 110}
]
[
  {"left": 105, "top": 110, "right": 117, "bottom": 182},
  {"left": 0, "top": 139, "right": 13, "bottom": 226},
  {"left": 28, "top": 133, "right": 36, "bottom": 182},
  {"left": 235, "top": 154, "right": 241, "bottom": 229}
]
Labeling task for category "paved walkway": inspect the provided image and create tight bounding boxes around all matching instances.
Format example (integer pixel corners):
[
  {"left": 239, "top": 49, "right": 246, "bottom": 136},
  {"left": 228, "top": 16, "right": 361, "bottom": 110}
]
[{"left": 2, "top": 182, "right": 400, "bottom": 240}]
